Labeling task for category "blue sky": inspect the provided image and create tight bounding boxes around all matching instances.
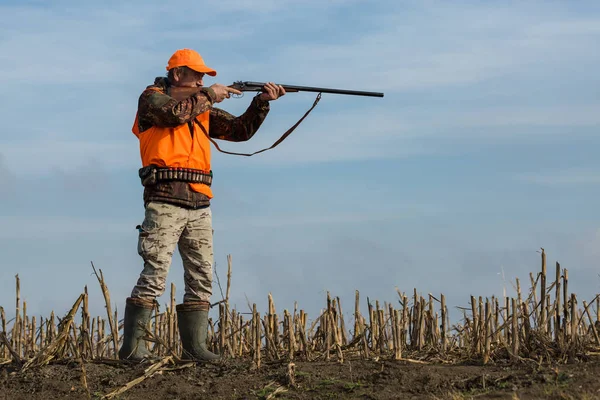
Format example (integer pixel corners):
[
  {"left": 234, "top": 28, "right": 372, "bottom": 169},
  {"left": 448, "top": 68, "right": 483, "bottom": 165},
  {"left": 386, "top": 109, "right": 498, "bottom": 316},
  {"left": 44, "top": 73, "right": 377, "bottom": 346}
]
[{"left": 1, "top": 0, "right": 599, "bottom": 324}]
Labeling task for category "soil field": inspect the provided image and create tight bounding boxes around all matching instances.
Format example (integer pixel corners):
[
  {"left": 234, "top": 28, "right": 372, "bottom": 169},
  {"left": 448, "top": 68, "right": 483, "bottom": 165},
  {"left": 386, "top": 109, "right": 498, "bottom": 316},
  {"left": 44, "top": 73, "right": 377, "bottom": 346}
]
[{"left": 2, "top": 357, "right": 599, "bottom": 400}]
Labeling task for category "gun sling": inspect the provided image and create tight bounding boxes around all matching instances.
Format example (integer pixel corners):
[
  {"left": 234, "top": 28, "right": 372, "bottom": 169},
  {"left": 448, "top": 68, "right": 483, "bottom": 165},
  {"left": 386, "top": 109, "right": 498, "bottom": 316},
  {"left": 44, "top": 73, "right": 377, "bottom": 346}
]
[{"left": 195, "top": 93, "right": 322, "bottom": 157}]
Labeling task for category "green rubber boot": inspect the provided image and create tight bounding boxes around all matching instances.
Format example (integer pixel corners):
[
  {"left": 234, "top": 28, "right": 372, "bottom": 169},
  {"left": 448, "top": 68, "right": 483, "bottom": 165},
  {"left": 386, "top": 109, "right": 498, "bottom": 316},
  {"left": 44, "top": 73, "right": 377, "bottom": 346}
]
[
  {"left": 118, "top": 297, "right": 154, "bottom": 361},
  {"left": 176, "top": 301, "right": 220, "bottom": 362}
]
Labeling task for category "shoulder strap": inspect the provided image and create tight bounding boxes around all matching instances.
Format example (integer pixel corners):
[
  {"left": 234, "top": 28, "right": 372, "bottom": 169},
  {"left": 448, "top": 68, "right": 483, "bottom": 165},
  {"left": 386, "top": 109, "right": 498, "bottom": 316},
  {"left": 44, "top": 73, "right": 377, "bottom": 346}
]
[{"left": 195, "top": 93, "right": 322, "bottom": 156}]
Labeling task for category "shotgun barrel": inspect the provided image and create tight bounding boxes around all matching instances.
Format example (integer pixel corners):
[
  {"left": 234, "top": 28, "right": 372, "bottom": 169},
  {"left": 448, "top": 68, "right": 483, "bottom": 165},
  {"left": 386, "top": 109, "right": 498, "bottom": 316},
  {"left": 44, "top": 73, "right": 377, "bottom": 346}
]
[{"left": 231, "top": 81, "right": 384, "bottom": 98}]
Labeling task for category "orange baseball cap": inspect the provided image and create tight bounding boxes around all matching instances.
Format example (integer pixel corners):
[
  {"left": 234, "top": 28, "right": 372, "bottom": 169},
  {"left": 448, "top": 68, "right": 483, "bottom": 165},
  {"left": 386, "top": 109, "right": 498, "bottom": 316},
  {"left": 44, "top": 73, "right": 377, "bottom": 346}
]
[{"left": 166, "top": 48, "right": 217, "bottom": 76}]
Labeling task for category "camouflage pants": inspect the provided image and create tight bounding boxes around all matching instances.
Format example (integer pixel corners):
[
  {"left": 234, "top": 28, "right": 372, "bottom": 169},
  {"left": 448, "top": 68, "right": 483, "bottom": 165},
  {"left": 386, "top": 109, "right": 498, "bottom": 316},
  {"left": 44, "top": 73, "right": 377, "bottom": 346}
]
[{"left": 131, "top": 201, "right": 214, "bottom": 302}]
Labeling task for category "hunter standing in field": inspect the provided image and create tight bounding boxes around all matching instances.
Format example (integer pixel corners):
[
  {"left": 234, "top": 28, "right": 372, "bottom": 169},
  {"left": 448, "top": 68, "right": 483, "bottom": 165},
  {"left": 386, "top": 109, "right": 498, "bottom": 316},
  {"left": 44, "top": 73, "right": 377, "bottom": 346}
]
[{"left": 119, "top": 48, "right": 285, "bottom": 362}]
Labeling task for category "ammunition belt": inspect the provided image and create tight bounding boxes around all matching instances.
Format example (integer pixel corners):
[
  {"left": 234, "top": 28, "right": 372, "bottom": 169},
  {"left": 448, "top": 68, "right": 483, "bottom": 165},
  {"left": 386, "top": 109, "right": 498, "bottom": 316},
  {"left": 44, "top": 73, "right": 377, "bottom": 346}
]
[{"left": 139, "top": 165, "right": 213, "bottom": 187}]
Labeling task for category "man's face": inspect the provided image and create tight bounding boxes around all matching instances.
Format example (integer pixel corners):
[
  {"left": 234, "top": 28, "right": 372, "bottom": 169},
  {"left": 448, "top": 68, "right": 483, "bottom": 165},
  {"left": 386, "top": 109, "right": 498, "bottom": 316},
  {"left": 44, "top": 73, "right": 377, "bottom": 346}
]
[{"left": 172, "top": 67, "right": 205, "bottom": 87}]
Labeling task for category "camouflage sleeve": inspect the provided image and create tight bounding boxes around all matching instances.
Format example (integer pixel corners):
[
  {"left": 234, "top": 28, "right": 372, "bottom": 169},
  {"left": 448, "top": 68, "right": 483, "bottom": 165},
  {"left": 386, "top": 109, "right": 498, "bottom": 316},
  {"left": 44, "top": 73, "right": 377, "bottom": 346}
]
[
  {"left": 137, "top": 87, "right": 217, "bottom": 131},
  {"left": 209, "top": 95, "right": 270, "bottom": 142}
]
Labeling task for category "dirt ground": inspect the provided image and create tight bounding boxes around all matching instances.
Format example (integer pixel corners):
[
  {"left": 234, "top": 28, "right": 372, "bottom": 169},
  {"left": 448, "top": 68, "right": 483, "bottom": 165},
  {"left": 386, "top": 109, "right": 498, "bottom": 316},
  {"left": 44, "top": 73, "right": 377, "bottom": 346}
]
[{"left": 1, "top": 356, "right": 600, "bottom": 400}]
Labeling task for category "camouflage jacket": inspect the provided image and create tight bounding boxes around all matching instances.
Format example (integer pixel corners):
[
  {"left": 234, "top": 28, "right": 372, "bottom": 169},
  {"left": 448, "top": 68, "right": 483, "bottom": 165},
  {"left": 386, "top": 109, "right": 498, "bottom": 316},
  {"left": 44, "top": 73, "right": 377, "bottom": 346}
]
[{"left": 136, "top": 77, "right": 271, "bottom": 209}]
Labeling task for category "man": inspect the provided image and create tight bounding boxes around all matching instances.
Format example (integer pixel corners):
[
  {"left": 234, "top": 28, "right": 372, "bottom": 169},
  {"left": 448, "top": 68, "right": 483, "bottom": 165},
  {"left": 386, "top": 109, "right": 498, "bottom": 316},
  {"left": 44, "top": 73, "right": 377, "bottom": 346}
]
[{"left": 119, "top": 48, "right": 285, "bottom": 362}]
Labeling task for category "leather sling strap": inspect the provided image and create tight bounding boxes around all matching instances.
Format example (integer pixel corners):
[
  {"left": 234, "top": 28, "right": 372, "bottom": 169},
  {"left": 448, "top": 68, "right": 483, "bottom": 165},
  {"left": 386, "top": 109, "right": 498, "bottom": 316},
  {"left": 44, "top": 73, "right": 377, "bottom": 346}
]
[{"left": 195, "top": 93, "right": 322, "bottom": 156}]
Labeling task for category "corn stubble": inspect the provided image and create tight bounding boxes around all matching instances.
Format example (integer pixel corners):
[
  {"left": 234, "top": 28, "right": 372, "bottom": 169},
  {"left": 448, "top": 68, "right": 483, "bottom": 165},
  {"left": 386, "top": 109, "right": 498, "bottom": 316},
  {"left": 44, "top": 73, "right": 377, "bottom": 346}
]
[{"left": 2, "top": 249, "right": 599, "bottom": 371}]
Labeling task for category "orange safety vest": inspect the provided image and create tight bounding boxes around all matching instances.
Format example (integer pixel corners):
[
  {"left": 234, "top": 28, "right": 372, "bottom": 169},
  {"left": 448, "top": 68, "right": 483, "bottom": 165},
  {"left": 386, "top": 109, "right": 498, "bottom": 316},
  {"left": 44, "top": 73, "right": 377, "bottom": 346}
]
[{"left": 132, "top": 109, "right": 213, "bottom": 199}]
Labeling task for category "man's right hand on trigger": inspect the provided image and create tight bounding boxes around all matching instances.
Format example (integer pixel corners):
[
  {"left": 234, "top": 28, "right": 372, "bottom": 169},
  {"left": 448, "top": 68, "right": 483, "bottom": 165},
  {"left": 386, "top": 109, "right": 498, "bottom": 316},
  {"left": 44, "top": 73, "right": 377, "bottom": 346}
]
[{"left": 209, "top": 84, "right": 242, "bottom": 103}]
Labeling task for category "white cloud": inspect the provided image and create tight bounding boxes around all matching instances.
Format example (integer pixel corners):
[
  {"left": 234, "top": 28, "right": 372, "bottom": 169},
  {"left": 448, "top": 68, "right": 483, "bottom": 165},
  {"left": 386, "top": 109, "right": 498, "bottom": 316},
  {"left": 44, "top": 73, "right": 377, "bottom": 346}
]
[
  {"left": 217, "top": 209, "right": 427, "bottom": 231},
  {"left": 516, "top": 168, "right": 600, "bottom": 185},
  {"left": 0, "top": 215, "right": 132, "bottom": 239},
  {"left": 0, "top": 0, "right": 598, "bottom": 173},
  {"left": 444, "top": 105, "right": 600, "bottom": 129},
  {"left": 526, "top": 19, "right": 600, "bottom": 36},
  {"left": 265, "top": 3, "right": 600, "bottom": 91},
  {"left": 580, "top": 228, "right": 600, "bottom": 260},
  {"left": 0, "top": 139, "right": 138, "bottom": 175},
  {"left": 2, "top": 98, "right": 598, "bottom": 175}
]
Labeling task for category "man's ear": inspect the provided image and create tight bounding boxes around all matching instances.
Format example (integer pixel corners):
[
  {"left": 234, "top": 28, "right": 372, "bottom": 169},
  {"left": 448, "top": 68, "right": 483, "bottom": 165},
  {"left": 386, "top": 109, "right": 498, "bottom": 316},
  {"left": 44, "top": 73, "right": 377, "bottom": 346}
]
[{"left": 171, "top": 67, "right": 182, "bottom": 83}]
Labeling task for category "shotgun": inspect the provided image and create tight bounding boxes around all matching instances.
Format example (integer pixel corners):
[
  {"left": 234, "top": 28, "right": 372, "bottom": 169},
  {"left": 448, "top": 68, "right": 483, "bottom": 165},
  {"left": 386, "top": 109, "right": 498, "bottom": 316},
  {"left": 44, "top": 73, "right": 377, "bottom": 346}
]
[{"left": 169, "top": 81, "right": 384, "bottom": 101}]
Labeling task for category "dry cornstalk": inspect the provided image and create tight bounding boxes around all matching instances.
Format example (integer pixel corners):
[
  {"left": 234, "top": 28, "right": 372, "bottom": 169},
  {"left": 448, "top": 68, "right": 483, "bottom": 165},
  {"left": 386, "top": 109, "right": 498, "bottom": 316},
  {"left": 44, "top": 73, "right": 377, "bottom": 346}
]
[
  {"left": 540, "top": 248, "right": 547, "bottom": 334},
  {"left": 503, "top": 297, "right": 509, "bottom": 343},
  {"left": 336, "top": 297, "right": 347, "bottom": 346},
  {"left": 0, "top": 306, "right": 6, "bottom": 359},
  {"left": 170, "top": 283, "right": 176, "bottom": 351},
  {"left": 263, "top": 314, "right": 272, "bottom": 359},
  {"left": 251, "top": 303, "right": 261, "bottom": 368},
  {"left": 3, "top": 252, "right": 600, "bottom": 367},
  {"left": 354, "top": 290, "right": 361, "bottom": 338},
  {"left": 563, "top": 269, "right": 569, "bottom": 339},
  {"left": 582, "top": 301, "right": 600, "bottom": 345},
  {"left": 89, "top": 317, "right": 95, "bottom": 358},
  {"left": 555, "top": 262, "right": 562, "bottom": 342},
  {"left": 30, "top": 316, "right": 37, "bottom": 355},
  {"left": 297, "top": 311, "right": 308, "bottom": 356},
  {"left": 80, "top": 354, "right": 91, "bottom": 400},
  {"left": 82, "top": 286, "right": 90, "bottom": 358},
  {"left": 493, "top": 297, "right": 500, "bottom": 344},
  {"left": 255, "top": 304, "right": 261, "bottom": 367},
  {"left": 96, "top": 317, "right": 102, "bottom": 358},
  {"left": 324, "top": 312, "right": 331, "bottom": 361},
  {"left": 140, "top": 324, "right": 179, "bottom": 359},
  {"left": 470, "top": 296, "right": 478, "bottom": 354},
  {"left": 286, "top": 362, "right": 296, "bottom": 387},
  {"left": 91, "top": 262, "right": 118, "bottom": 358},
  {"left": 390, "top": 306, "right": 399, "bottom": 360},
  {"left": 511, "top": 298, "right": 519, "bottom": 361},
  {"left": 23, "top": 302, "right": 28, "bottom": 357},
  {"left": 21, "top": 293, "right": 84, "bottom": 370},
  {"left": 399, "top": 357, "right": 429, "bottom": 365},
  {"left": 361, "top": 319, "right": 370, "bottom": 358},
  {"left": 226, "top": 254, "right": 232, "bottom": 302},
  {"left": 529, "top": 273, "right": 539, "bottom": 322},
  {"left": 483, "top": 300, "right": 491, "bottom": 364},
  {"left": 521, "top": 302, "right": 531, "bottom": 345},
  {"left": 219, "top": 303, "right": 226, "bottom": 354},
  {"left": 546, "top": 295, "right": 552, "bottom": 334},
  {"left": 401, "top": 295, "right": 408, "bottom": 347},
  {"left": 331, "top": 309, "right": 343, "bottom": 362},
  {"left": 441, "top": 294, "right": 447, "bottom": 351},
  {"left": 570, "top": 294, "right": 577, "bottom": 341},
  {"left": 419, "top": 297, "right": 426, "bottom": 349},
  {"left": 378, "top": 308, "right": 386, "bottom": 353},
  {"left": 101, "top": 356, "right": 174, "bottom": 399},
  {"left": 284, "top": 310, "right": 296, "bottom": 360},
  {"left": 478, "top": 297, "right": 484, "bottom": 354},
  {"left": 49, "top": 311, "right": 56, "bottom": 341},
  {"left": 368, "top": 299, "right": 376, "bottom": 350},
  {"left": 15, "top": 274, "right": 21, "bottom": 358},
  {"left": 238, "top": 315, "right": 245, "bottom": 357},
  {"left": 0, "top": 332, "right": 21, "bottom": 366},
  {"left": 516, "top": 278, "right": 522, "bottom": 308}
]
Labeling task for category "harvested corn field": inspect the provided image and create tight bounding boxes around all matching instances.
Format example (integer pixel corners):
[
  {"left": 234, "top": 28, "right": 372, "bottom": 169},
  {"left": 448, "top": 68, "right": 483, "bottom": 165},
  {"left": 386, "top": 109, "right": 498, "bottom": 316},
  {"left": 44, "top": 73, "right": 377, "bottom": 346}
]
[{"left": 1, "top": 250, "right": 600, "bottom": 399}]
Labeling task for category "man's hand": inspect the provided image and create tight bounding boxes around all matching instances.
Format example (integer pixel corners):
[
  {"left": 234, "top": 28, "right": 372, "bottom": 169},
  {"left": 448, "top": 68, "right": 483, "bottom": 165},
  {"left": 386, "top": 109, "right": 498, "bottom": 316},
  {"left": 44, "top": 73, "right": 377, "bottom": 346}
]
[
  {"left": 209, "top": 83, "right": 242, "bottom": 103},
  {"left": 258, "top": 82, "right": 286, "bottom": 101}
]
